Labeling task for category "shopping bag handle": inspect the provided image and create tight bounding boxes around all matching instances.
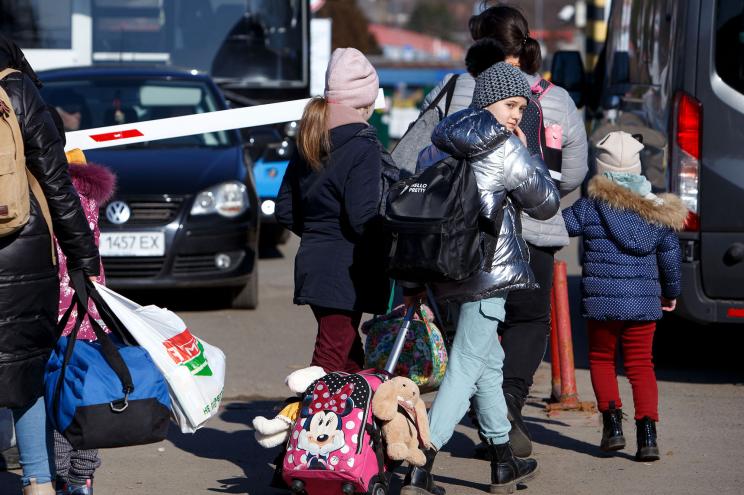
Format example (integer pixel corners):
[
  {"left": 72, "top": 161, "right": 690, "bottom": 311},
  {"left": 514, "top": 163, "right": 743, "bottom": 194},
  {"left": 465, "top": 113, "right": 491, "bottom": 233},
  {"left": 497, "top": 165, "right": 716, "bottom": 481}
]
[
  {"left": 54, "top": 272, "right": 135, "bottom": 415},
  {"left": 85, "top": 284, "right": 137, "bottom": 346}
]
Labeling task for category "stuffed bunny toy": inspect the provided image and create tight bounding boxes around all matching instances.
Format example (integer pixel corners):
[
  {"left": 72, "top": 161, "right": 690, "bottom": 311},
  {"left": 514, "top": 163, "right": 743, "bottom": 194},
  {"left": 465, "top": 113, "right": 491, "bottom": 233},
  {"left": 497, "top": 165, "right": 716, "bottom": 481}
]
[{"left": 371, "top": 376, "right": 432, "bottom": 466}]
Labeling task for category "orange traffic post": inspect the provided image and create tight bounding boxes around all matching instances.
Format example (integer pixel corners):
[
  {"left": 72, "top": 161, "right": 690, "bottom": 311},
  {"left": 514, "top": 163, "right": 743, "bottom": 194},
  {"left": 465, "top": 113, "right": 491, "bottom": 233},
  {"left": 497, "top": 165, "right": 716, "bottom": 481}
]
[
  {"left": 549, "top": 287, "right": 561, "bottom": 402},
  {"left": 553, "top": 260, "right": 579, "bottom": 407}
]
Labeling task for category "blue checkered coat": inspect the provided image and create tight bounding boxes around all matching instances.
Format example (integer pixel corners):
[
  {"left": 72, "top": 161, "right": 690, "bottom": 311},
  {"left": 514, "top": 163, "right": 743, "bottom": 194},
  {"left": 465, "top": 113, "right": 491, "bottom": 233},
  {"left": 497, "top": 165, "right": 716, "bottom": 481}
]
[{"left": 562, "top": 176, "right": 687, "bottom": 321}]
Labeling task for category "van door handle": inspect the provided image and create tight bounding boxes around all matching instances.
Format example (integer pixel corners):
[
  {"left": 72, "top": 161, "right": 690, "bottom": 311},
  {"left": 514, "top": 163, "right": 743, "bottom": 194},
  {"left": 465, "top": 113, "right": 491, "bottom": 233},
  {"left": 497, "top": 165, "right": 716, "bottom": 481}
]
[{"left": 724, "top": 243, "right": 744, "bottom": 266}]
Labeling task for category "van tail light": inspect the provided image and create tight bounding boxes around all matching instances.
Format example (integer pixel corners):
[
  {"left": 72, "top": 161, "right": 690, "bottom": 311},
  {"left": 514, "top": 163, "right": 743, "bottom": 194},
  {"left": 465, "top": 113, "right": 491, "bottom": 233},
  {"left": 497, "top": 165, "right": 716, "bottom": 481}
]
[
  {"left": 684, "top": 211, "right": 700, "bottom": 231},
  {"left": 671, "top": 91, "right": 702, "bottom": 231}
]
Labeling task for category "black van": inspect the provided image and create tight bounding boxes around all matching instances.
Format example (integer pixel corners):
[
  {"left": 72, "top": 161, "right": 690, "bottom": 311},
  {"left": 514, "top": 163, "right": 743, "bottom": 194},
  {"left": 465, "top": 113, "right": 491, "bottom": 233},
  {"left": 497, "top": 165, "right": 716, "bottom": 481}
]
[{"left": 553, "top": 0, "right": 744, "bottom": 324}]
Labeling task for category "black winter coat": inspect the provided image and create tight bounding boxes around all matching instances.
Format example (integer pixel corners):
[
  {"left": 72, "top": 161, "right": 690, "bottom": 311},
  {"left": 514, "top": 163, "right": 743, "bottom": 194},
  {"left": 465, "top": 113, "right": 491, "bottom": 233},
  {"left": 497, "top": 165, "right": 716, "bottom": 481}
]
[
  {"left": 0, "top": 71, "right": 100, "bottom": 408},
  {"left": 276, "top": 123, "right": 388, "bottom": 314}
]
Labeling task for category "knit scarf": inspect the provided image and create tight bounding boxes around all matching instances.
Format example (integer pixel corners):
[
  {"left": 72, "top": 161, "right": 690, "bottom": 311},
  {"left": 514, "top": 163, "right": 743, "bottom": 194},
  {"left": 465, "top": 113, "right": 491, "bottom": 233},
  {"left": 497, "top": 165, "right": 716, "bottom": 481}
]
[{"left": 603, "top": 172, "right": 662, "bottom": 204}]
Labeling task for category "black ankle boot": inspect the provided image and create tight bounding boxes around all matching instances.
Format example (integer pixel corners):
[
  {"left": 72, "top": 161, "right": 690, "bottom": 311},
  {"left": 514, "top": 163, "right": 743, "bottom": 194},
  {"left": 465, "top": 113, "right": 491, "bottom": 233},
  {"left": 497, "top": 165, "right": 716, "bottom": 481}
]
[
  {"left": 504, "top": 393, "right": 532, "bottom": 457},
  {"left": 635, "top": 417, "right": 660, "bottom": 461},
  {"left": 488, "top": 442, "right": 538, "bottom": 494},
  {"left": 401, "top": 448, "right": 446, "bottom": 495},
  {"left": 473, "top": 394, "right": 532, "bottom": 460},
  {"left": 600, "top": 401, "right": 625, "bottom": 451}
]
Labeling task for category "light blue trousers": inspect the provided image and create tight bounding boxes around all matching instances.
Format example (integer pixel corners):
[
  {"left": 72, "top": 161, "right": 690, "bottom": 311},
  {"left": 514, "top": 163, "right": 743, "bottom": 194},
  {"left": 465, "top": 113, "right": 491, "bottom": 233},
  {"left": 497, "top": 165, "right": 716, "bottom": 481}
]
[
  {"left": 428, "top": 296, "right": 511, "bottom": 449},
  {"left": 12, "top": 396, "right": 54, "bottom": 486}
]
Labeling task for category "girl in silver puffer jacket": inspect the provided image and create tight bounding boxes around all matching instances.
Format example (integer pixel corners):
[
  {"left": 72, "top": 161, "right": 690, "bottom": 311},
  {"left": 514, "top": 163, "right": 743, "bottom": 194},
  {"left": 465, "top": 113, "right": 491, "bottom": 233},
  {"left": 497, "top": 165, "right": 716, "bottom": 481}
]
[
  {"left": 421, "top": 108, "right": 559, "bottom": 303},
  {"left": 402, "top": 62, "right": 559, "bottom": 495}
]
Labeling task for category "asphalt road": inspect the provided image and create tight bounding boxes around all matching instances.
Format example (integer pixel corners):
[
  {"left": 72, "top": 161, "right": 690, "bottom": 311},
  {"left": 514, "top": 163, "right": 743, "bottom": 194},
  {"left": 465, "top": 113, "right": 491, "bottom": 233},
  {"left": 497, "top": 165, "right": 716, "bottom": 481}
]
[{"left": 2, "top": 219, "right": 743, "bottom": 494}]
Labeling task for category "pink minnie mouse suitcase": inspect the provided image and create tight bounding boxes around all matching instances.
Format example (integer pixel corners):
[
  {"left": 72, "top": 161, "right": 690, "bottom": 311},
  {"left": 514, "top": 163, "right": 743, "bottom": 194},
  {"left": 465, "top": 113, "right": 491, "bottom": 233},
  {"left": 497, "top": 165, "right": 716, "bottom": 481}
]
[{"left": 283, "top": 305, "right": 420, "bottom": 495}]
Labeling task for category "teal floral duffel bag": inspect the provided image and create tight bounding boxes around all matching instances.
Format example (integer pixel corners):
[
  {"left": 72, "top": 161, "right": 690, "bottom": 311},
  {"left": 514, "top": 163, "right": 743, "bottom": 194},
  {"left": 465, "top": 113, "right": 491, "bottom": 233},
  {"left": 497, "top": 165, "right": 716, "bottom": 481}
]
[{"left": 362, "top": 304, "right": 447, "bottom": 392}]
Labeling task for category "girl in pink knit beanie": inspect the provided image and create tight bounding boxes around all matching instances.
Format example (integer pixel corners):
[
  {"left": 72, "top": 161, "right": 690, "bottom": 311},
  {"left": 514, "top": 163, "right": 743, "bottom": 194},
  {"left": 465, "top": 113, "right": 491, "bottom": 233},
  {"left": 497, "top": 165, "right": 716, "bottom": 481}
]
[
  {"left": 297, "top": 47, "right": 380, "bottom": 169},
  {"left": 276, "top": 48, "right": 390, "bottom": 378}
]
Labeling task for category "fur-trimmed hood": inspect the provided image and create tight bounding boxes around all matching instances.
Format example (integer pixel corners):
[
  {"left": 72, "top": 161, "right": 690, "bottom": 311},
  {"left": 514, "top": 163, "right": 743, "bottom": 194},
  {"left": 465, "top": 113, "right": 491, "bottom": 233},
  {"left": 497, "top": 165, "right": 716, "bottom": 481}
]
[
  {"left": 68, "top": 163, "right": 116, "bottom": 204},
  {"left": 588, "top": 175, "right": 687, "bottom": 230},
  {"left": 587, "top": 175, "right": 687, "bottom": 256}
]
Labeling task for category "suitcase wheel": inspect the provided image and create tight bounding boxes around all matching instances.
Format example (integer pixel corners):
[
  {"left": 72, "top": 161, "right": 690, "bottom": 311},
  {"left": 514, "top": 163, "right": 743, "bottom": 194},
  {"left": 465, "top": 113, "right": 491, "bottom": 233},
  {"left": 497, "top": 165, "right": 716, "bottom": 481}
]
[
  {"left": 290, "top": 479, "right": 305, "bottom": 494},
  {"left": 369, "top": 482, "right": 387, "bottom": 495}
]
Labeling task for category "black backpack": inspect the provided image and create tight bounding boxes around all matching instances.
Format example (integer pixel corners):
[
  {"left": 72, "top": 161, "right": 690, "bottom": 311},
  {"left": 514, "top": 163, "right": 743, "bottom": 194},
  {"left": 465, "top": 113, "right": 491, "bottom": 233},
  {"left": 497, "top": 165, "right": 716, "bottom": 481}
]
[{"left": 384, "top": 155, "right": 483, "bottom": 283}]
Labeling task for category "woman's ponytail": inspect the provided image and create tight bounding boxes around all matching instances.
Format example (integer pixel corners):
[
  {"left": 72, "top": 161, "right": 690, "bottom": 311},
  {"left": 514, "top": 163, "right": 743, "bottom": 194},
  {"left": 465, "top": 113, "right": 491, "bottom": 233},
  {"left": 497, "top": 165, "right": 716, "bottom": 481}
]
[
  {"left": 297, "top": 97, "right": 331, "bottom": 171},
  {"left": 468, "top": 4, "right": 542, "bottom": 74},
  {"left": 519, "top": 36, "right": 542, "bottom": 75}
]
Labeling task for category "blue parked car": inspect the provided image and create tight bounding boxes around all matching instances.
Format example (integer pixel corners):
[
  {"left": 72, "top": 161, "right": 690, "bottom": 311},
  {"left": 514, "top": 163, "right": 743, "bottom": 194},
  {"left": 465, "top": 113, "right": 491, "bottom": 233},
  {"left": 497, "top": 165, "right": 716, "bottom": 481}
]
[
  {"left": 40, "top": 66, "right": 260, "bottom": 309},
  {"left": 247, "top": 127, "right": 295, "bottom": 246}
]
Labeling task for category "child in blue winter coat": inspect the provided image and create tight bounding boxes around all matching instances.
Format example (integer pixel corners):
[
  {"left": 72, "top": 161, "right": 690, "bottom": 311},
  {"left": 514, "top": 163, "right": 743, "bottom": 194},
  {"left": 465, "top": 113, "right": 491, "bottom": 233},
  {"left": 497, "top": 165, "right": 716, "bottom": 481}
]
[{"left": 562, "top": 131, "right": 688, "bottom": 462}]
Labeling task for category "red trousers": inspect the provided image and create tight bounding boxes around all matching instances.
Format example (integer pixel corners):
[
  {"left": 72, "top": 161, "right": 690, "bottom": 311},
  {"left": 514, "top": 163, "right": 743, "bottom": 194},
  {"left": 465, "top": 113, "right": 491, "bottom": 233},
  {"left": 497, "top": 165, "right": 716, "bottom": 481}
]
[
  {"left": 310, "top": 306, "right": 365, "bottom": 373},
  {"left": 587, "top": 320, "right": 659, "bottom": 421}
]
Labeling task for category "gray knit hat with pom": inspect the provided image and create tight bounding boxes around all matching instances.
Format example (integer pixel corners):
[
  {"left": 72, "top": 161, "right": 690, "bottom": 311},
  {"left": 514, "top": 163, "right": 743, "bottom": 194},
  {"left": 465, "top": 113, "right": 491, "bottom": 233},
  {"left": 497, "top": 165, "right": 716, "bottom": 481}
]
[{"left": 471, "top": 62, "right": 532, "bottom": 109}]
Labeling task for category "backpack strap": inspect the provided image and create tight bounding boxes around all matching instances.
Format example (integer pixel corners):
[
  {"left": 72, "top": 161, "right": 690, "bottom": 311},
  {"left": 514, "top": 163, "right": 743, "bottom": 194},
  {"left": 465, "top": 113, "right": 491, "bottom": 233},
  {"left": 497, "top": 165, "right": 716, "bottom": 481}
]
[
  {"left": 443, "top": 74, "right": 459, "bottom": 116},
  {"left": 0, "top": 68, "right": 19, "bottom": 81},
  {"left": 27, "top": 170, "right": 56, "bottom": 263},
  {"left": 0, "top": 67, "right": 56, "bottom": 263},
  {"left": 424, "top": 73, "right": 460, "bottom": 115},
  {"left": 531, "top": 78, "right": 555, "bottom": 101}
]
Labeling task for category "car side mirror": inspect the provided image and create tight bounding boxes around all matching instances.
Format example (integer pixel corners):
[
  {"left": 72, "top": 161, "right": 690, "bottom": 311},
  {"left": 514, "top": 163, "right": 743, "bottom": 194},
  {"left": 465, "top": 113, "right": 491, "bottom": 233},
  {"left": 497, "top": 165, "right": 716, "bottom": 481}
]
[{"left": 550, "top": 50, "right": 586, "bottom": 108}]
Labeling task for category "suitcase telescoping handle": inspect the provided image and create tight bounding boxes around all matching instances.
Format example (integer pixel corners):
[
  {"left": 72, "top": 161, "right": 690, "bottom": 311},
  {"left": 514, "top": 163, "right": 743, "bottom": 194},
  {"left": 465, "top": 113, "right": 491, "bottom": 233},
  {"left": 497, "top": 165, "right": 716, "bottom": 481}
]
[{"left": 383, "top": 302, "right": 419, "bottom": 374}]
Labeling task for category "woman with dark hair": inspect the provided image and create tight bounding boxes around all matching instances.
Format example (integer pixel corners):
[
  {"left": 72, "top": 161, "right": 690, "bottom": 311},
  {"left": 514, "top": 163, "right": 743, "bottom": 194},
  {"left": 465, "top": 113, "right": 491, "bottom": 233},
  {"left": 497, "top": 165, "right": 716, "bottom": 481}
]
[
  {"left": 0, "top": 36, "right": 100, "bottom": 494},
  {"left": 419, "top": 2, "right": 588, "bottom": 458}
]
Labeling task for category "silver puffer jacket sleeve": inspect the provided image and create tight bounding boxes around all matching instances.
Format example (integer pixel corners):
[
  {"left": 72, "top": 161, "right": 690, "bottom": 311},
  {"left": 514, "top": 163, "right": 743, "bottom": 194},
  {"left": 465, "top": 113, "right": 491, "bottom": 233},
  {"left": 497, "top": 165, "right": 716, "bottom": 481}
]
[
  {"left": 469, "top": 146, "right": 507, "bottom": 221},
  {"left": 500, "top": 135, "right": 560, "bottom": 221},
  {"left": 432, "top": 108, "right": 512, "bottom": 220},
  {"left": 431, "top": 108, "right": 511, "bottom": 160}
]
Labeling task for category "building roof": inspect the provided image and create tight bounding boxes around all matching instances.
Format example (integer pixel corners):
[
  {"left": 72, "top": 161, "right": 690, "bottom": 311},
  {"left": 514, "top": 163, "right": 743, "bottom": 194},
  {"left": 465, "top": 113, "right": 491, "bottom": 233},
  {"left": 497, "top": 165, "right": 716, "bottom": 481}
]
[{"left": 368, "top": 23, "right": 464, "bottom": 61}]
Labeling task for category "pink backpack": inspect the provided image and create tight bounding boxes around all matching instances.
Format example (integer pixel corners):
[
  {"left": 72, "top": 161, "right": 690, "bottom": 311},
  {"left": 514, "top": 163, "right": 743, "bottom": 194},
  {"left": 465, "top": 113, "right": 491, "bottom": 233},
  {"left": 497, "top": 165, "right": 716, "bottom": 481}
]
[{"left": 283, "top": 371, "right": 389, "bottom": 494}]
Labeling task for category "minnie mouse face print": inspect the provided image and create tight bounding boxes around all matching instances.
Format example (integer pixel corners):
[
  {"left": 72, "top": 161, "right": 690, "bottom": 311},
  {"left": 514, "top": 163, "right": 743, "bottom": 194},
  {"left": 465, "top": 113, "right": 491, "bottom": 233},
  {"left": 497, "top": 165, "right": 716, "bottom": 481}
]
[{"left": 297, "top": 381, "right": 355, "bottom": 470}]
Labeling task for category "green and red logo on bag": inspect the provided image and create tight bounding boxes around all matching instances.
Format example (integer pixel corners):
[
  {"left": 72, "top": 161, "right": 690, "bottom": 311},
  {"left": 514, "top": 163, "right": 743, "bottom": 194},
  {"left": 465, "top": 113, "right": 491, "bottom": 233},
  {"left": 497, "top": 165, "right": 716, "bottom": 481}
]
[{"left": 163, "top": 329, "right": 212, "bottom": 376}]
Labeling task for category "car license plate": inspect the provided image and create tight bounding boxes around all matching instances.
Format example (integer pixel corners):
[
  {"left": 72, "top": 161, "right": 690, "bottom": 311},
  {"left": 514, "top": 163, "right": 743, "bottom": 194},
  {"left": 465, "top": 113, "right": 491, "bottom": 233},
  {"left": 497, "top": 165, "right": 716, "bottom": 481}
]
[{"left": 99, "top": 232, "right": 165, "bottom": 257}]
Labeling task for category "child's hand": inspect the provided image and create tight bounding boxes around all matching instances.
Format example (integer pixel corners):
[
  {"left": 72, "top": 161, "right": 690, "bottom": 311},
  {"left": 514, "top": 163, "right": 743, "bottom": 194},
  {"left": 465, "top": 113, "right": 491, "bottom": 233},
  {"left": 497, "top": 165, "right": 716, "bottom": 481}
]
[
  {"left": 661, "top": 297, "right": 676, "bottom": 312},
  {"left": 514, "top": 126, "right": 528, "bottom": 148}
]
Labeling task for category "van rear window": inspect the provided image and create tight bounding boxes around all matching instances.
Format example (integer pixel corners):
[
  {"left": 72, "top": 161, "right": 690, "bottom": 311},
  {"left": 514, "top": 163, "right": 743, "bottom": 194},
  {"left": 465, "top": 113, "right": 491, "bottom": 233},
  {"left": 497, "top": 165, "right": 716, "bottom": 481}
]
[{"left": 716, "top": 1, "right": 744, "bottom": 94}]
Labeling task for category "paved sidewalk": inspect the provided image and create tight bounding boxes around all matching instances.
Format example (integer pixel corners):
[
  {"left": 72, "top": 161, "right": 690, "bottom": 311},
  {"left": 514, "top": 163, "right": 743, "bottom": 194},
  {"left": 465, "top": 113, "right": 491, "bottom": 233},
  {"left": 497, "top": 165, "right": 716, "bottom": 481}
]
[
  {"left": 2, "top": 228, "right": 742, "bottom": 494},
  {"left": 2, "top": 358, "right": 742, "bottom": 495}
]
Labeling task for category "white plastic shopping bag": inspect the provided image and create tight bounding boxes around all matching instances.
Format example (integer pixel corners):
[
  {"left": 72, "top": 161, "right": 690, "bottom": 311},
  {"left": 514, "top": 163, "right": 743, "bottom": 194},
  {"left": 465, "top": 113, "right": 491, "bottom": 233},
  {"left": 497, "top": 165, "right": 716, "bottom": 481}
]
[{"left": 93, "top": 283, "right": 226, "bottom": 433}]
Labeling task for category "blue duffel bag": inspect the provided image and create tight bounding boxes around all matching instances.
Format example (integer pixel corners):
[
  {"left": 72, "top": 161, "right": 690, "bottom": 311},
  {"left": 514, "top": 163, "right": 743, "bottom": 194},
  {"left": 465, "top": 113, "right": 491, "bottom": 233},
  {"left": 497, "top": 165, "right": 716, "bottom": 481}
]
[{"left": 45, "top": 272, "right": 171, "bottom": 449}]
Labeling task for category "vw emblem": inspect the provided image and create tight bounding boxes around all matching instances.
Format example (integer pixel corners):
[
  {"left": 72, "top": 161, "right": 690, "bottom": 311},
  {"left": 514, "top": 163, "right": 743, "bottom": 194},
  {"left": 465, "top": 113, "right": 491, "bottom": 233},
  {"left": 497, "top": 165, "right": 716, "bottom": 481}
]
[{"left": 106, "top": 201, "right": 131, "bottom": 224}]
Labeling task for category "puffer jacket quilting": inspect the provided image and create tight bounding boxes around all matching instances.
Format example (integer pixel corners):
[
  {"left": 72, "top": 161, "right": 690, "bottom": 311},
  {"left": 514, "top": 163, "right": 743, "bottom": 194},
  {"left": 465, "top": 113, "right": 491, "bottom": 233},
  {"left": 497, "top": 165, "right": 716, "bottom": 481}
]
[
  {"left": 422, "top": 107, "right": 560, "bottom": 303},
  {"left": 0, "top": 70, "right": 100, "bottom": 408},
  {"left": 563, "top": 175, "right": 686, "bottom": 321}
]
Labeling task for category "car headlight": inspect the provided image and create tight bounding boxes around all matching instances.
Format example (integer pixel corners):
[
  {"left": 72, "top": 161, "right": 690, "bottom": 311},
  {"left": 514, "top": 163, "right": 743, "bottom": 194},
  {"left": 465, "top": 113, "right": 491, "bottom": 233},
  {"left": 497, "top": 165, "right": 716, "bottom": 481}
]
[
  {"left": 284, "top": 121, "right": 298, "bottom": 138},
  {"left": 191, "top": 181, "right": 249, "bottom": 217}
]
